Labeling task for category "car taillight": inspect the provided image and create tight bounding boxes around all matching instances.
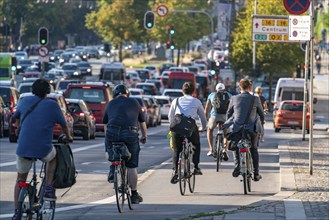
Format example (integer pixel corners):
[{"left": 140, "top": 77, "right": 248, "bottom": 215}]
[
  {"left": 141, "top": 108, "right": 145, "bottom": 112},
  {"left": 147, "top": 107, "right": 151, "bottom": 111},
  {"left": 165, "top": 104, "right": 171, "bottom": 108},
  {"left": 79, "top": 113, "right": 85, "bottom": 117},
  {"left": 12, "top": 108, "right": 17, "bottom": 112},
  {"left": 152, "top": 86, "right": 156, "bottom": 91},
  {"left": 277, "top": 111, "right": 283, "bottom": 117},
  {"left": 10, "top": 96, "right": 14, "bottom": 108}
]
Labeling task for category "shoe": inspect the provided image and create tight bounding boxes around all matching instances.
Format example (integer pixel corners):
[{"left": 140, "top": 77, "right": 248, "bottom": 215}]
[
  {"left": 170, "top": 171, "right": 179, "bottom": 184},
  {"left": 108, "top": 172, "right": 114, "bottom": 183},
  {"left": 12, "top": 209, "right": 18, "bottom": 220},
  {"left": 131, "top": 192, "right": 143, "bottom": 204},
  {"left": 232, "top": 167, "right": 240, "bottom": 177},
  {"left": 212, "top": 150, "right": 218, "bottom": 158},
  {"left": 193, "top": 168, "right": 203, "bottom": 175},
  {"left": 207, "top": 151, "right": 213, "bottom": 157},
  {"left": 44, "top": 185, "right": 56, "bottom": 201},
  {"left": 254, "top": 173, "right": 262, "bottom": 181},
  {"left": 261, "top": 138, "right": 265, "bottom": 143},
  {"left": 222, "top": 150, "right": 229, "bottom": 161}
]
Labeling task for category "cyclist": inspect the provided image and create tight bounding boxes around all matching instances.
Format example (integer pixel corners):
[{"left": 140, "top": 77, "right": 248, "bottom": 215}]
[
  {"left": 204, "top": 83, "right": 230, "bottom": 159},
  {"left": 225, "top": 79, "right": 264, "bottom": 181},
  {"left": 254, "top": 86, "right": 268, "bottom": 142},
  {"left": 103, "top": 84, "right": 147, "bottom": 204},
  {"left": 168, "top": 81, "right": 207, "bottom": 184},
  {"left": 12, "top": 79, "right": 73, "bottom": 220}
]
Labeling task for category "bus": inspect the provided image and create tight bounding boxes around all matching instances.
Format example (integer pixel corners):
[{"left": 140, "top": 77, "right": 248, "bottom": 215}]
[{"left": 0, "top": 53, "right": 16, "bottom": 81}]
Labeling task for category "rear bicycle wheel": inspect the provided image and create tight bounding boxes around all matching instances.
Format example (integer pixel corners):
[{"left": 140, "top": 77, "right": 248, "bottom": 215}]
[
  {"left": 40, "top": 201, "right": 56, "bottom": 220},
  {"left": 17, "top": 188, "right": 33, "bottom": 220},
  {"left": 114, "top": 165, "right": 125, "bottom": 213},
  {"left": 187, "top": 146, "right": 195, "bottom": 193},
  {"left": 178, "top": 153, "right": 186, "bottom": 196},
  {"left": 243, "top": 173, "right": 248, "bottom": 195},
  {"left": 247, "top": 153, "right": 252, "bottom": 192},
  {"left": 124, "top": 167, "right": 133, "bottom": 210},
  {"left": 216, "top": 135, "right": 223, "bottom": 172}
]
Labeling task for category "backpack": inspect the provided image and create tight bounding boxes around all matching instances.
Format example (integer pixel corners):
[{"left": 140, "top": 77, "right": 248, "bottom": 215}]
[
  {"left": 213, "top": 91, "right": 230, "bottom": 114},
  {"left": 53, "top": 144, "right": 77, "bottom": 189}
]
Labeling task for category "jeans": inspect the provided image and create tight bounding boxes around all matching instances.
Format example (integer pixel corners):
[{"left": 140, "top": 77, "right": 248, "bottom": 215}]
[
  {"left": 105, "top": 125, "right": 140, "bottom": 168},
  {"left": 172, "top": 123, "right": 200, "bottom": 171},
  {"left": 233, "top": 131, "right": 260, "bottom": 174}
]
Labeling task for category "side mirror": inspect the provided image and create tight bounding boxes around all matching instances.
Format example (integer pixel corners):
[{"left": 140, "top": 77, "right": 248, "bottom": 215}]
[{"left": 313, "top": 97, "right": 317, "bottom": 104}]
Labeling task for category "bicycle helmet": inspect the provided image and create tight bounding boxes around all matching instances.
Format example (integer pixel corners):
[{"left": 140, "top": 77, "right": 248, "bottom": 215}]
[
  {"left": 215, "top": 83, "right": 225, "bottom": 91},
  {"left": 112, "top": 84, "right": 130, "bottom": 98}
]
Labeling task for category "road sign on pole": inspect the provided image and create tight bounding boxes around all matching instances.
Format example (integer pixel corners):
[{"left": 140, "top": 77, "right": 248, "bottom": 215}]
[
  {"left": 283, "top": 0, "right": 310, "bottom": 15},
  {"left": 289, "top": 15, "right": 311, "bottom": 41},
  {"left": 156, "top": 5, "right": 168, "bottom": 17}
]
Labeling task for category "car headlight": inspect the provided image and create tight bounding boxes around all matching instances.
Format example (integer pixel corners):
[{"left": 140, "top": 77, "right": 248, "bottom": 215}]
[
  {"left": 73, "top": 71, "right": 79, "bottom": 75},
  {"left": 17, "top": 65, "right": 22, "bottom": 69},
  {"left": 83, "top": 55, "right": 87, "bottom": 59},
  {"left": 50, "top": 80, "right": 54, "bottom": 83},
  {"left": 59, "top": 58, "right": 64, "bottom": 63},
  {"left": 87, "top": 68, "right": 91, "bottom": 72}
]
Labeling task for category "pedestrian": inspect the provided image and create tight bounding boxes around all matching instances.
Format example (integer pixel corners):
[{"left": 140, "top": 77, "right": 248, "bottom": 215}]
[{"left": 315, "top": 54, "right": 321, "bottom": 74}]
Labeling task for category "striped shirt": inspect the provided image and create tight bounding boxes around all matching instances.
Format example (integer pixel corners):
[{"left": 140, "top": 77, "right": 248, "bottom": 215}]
[{"left": 168, "top": 95, "right": 207, "bottom": 130}]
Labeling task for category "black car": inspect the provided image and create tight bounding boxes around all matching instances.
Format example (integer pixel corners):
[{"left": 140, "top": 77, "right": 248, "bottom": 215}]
[
  {"left": 65, "top": 98, "right": 96, "bottom": 140},
  {"left": 159, "top": 63, "right": 175, "bottom": 74},
  {"left": 77, "top": 61, "right": 92, "bottom": 77},
  {"left": 135, "top": 69, "right": 150, "bottom": 82}
]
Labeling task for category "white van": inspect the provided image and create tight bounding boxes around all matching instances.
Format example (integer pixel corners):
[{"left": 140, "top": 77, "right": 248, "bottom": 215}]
[{"left": 273, "top": 78, "right": 305, "bottom": 110}]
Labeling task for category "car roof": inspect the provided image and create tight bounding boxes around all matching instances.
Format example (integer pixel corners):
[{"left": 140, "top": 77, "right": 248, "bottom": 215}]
[
  {"left": 153, "top": 95, "right": 171, "bottom": 100},
  {"left": 65, "top": 98, "right": 85, "bottom": 104},
  {"left": 163, "top": 89, "right": 182, "bottom": 92},
  {"left": 136, "top": 82, "right": 156, "bottom": 86}
]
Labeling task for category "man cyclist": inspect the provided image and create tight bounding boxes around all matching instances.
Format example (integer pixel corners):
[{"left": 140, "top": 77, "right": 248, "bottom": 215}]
[
  {"left": 12, "top": 79, "right": 73, "bottom": 220},
  {"left": 103, "top": 84, "right": 147, "bottom": 204},
  {"left": 168, "top": 81, "right": 207, "bottom": 184},
  {"left": 204, "top": 83, "right": 230, "bottom": 159},
  {"left": 225, "top": 79, "right": 264, "bottom": 181},
  {"left": 254, "top": 86, "right": 268, "bottom": 142}
]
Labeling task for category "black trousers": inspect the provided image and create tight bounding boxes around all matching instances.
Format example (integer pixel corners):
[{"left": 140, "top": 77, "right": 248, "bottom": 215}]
[
  {"left": 233, "top": 131, "right": 260, "bottom": 174},
  {"left": 172, "top": 123, "right": 200, "bottom": 171}
]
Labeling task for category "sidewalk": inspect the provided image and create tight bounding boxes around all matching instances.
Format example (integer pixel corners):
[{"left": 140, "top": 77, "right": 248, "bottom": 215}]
[{"left": 190, "top": 135, "right": 329, "bottom": 220}]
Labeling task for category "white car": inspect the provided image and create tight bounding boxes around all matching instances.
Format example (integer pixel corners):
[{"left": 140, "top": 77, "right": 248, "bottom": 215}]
[
  {"left": 129, "top": 88, "right": 144, "bottom": 96},
  {"left": 144, "top": 65, "right": 159, "bottom": 77},
  {"left": 168, "top": 67, "right": 189, "bottom": 72},
  {"left": 153, "top": 95, "right": 172, "bottom": 119},
  {"left": 18, "top": 82, "right": 34, "bottom": 94},
  {"left": 162, "top": 89, "right": 183, "bottom": 100}
]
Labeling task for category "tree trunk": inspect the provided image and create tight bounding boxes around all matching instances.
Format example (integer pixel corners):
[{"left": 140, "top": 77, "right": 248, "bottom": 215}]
[
  {"left": 119, "top": 42, "right": 123, "bottom": 62},
  {"left": 176, "top": 48, "right": 181, "bottom": 67}
]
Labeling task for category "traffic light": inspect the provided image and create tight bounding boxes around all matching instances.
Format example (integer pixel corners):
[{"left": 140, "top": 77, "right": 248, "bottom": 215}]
[
  {"left": 38, "top": 27, "right": 49, "bottom": 46},
  {"left": 169, "top": 27, "right": 175, "bottom": 35},
  {"left": 144, "top": 11, "right": 155, "bottom": 30},
  {"left": 170, "top": 42, "right": 175, "bottom": 50},
  {"left": 104, "top": 43, "right": 110, "bottom": 53},
  {"left": 166, "top": 41, "right": 171, "bottom": 49},
  {"left": 11, "top": 56, "right": 17, "bottom": 72}
]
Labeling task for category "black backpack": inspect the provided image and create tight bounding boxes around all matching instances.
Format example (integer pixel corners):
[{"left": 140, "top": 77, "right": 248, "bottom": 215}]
[
  {"left": 213, "top": 91, "right": 230, "bottom": 114},
  {"left": 53, "top": 144, "right": 77, "bottom": 189}
]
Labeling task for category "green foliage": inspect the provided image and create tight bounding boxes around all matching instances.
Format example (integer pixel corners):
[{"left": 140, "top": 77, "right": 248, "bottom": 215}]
[
  {"left": 230, "top": 0, "right": 304, "bottom": 77},
  {"left": 315, "top": 9, "right": 329, "bottom": 41}
]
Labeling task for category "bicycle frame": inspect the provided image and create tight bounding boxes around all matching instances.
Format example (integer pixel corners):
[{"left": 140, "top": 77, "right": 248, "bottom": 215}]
[
  {"left": 238, "top": 139, "right": 253, "bottom": 195},
  {"left": 178, "top": 138, "right": 195, "bottom": 196}
]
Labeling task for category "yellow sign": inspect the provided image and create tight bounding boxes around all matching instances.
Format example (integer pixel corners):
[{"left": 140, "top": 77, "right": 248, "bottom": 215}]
[
  {"left": 262, "top": 19, "right": 275, "bottom": 26},
  {"left": 277, "top": 20, "right": 288, "bottom": 26},
  {"left": 269, "top": 34, "right": 282, "bottom": 41}
]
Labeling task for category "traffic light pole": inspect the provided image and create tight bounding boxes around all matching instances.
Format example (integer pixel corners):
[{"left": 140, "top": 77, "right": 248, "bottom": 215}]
[{"left": 169, "top": 10, "right": 214, "bottom": 60}]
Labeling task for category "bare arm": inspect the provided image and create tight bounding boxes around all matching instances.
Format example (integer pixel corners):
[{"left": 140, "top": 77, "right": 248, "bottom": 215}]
[
  {"left": 61, "top": 125, "right": 73, "bottom": 140},
  {"left": 140, "top": 122, "right": 147, "bottom": 144},
  {"left": 204, "top": 99, "right": 212, "bottom": 119}
]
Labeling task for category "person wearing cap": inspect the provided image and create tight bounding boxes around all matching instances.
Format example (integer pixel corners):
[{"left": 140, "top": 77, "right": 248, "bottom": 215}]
[
  {"left": 103, "top": 84, "right": 147, "bottom": 204},
  {"left": 204, "top": 83, "right": 230, "bottom": 158}
]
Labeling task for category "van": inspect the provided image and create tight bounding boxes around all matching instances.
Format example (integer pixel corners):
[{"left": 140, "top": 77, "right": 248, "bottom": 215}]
[
  {"left": 167, "top": 72, "right": 196, "bottom": 90},
  {"left": 99, "top": 62, "right": 126, "bottom": 85},
  {"left": 273, "top": 78, "right": 305, "bottom": 110}
]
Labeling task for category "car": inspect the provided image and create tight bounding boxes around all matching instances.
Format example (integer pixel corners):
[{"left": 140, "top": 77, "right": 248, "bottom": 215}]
[
  {"left": 162, "top": 89, "right": 183, "bottom": 100},
  {"left": 144, "top": 65, "right": 159, "bottom": 77},
  {"left": 130, "top": 95, "right": 149, "bottom": 127},
  {"left": 143, "top": 95, "right": 161, "bottom": 125},
  {"left": 18, "top": 82, "right": 34, "bottom": 94},
  {"left": 126, "top": 71, "right": 141, "bottom": 83},
  {"left": 129, "top": 88, "right": 144, "bottom": 96},
  {"left": 274, "top": 100, "right": 310, "bottom": 133},
  {"left": 9, "top": 92, "right": 74, "bottom": 142},
  {"left": 135, "top": 69, "right": 151, "bottom": 82},
  {"left": 69, "top": 57, "right": 82, "bottom": 64},
  {"left": 154, "top": 75, "right": 169, "bottom": 88},
  {"left": 153, "top": 95, "right": 172, "bottom": 119},
  {"left": 0, "top": 86, "right": 19, "bottom": 138},
  {"left": 135, "top": 82, "right": 159, "bottom": 95},
  {"left": 55, "top": 79, "right": 85, "bottom": 93},
  {"left": 145, "top": 79, "right": 164, "bottom": 94},
  {"left": 195, "top": 74, "right": 211, "bottom": 100},
  {"left": 54, "top": 49, "right": 64, "bottom": 61},
  {"left": 77, "top": 61, "right": 92, "bottom": 77},
  {"left": 20, "top": 65, "right": 41, "bottom": 78},
  {"left": 0, "top": 96, "right": 11, "bottom": 138},
  {"left": 188, "top": 66, "right": 201, "bottom": 74},
  {"left": 14, "top": 51, "right": 28, "bottom": 60},
  {"left": 142, "top": 96, "right": 157, "bottom": 127},
  {"left": 169, "top": 67, "right": 189, "bottom": 72},
  {"left": 85, "top": 48, "right": 100, "bottom": 59},
  {"left": 17, "top": 59, "right": 33, "bottom": 73},
  {"left": 64, "top": 82, "right": 112, "bottom": 132},
  {"left": 161, "top": 71, "right": 171, "bottom": 77},
  {"left": 59, "top": 52, "right": 74, "bottom": 65},
  {"left": 159, "top": 63, "right": 175, "bottom": 73},
  {"left": 62, "top": 63, "right": 82, "bottom": 79},
  {"left": 65, "top": 98, "right": 96, "bottom": 140}
]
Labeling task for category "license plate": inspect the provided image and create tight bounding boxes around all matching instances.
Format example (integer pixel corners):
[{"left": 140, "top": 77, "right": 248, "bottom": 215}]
[{"left": 288, "top": 121, "right": 299, "bottom": 125}]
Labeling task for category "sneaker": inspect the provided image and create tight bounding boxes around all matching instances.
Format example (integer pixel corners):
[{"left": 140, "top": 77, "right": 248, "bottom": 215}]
[
  {"left": 207, "top": 151, "right": 213, "bottom": 157},
  {"left": 232, "top": 167, "right": 240, "bottom": 177},
  {"left": 222, "top": 150, "right": 229, "bottom": 161},
  {"left": 131, "top": 192, "right": 143, "bottom": 204},
  {"left": 44, "top": 185, "right": 56, "bottom": 201},
  {"left": 261, "top": 138, "right": 265, "bottom": 143},
  {"left": 108, "top": 171, "right": 114, "bottom": 183},
  {"left": 170, "top": 171, "right": 179, "bottom": 184},
  {"left": 193, "top": 168, "right": 203, "bottom": 175},
  {"left": 12, "top": 209, "right": 18, "bottom": 220},
  {"left": 254, "top": 173, "right": 262, "bottom": 181}
]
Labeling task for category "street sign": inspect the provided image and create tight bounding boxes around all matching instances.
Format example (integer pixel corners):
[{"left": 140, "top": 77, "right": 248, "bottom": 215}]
[
  {"left": 252, "top": 15, "right": 290, "bottom": 42},
  {"left": 283, "top": 0, "right": 310, "bottom": 15},
  {"left": 38, "top": 56, "right": 49, "bottom": 62},
  {"left": 156, "top": 5, "right": 168, "bottom": 17},
  {"left": 38, "top": 46, "right": 49, "bottom": 57},
  {"left": 289, "top": 15, "right": 311, "bottom": 41}
]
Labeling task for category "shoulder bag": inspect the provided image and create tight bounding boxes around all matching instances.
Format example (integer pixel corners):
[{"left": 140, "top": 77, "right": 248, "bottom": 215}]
[{"left": 169, "top": 98, "right": 195, "bottom": 137}]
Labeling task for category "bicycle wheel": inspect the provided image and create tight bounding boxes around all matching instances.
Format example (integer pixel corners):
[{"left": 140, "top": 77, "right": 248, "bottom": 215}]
[
  {"left": 125, "top": 167, "right": 133, "bottom": 210},
  {"left": 247, "top": 153, "right": 252, "bottom": 192},
  {"left": 40, "top": 201, "right": 56, "bottom": 220},
  {"left": 178, "top": 153, "right": 186, "bottom": 196},
  {"left": 17, "top": 188, "right": 33, "bottom": 220},
  {"left": 216, "top": 135, "right": 223, "bottom": 172},
  {"left": 187, "top": 145, "right": 195, "bottom": 193},
  {"left": 114, "top": 165, "right": 125, "bottom": 213},
  {"left": 243, "top": 173, "right": 248, "bottom": 195}
]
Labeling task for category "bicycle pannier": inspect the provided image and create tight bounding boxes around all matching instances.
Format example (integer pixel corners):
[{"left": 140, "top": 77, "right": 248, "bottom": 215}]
[
  {"left": 53, "top": 144, "right": 77, "bottom": 189},
  {"left": 170, "top": 114, "right": 195, "bottom": 137},
  {"left": 107, "top": 142, "right": 131, "bottom": 162}
]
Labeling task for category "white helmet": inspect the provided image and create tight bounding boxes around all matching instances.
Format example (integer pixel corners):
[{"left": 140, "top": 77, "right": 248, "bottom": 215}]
[{"left": 216, "top": 83, "right": 225, "bottom": 91}]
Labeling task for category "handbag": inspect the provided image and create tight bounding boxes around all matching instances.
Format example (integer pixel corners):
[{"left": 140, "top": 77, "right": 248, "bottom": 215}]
[
  {"left": 16, "top": 98, "right": 44, "bottom": 138},
  {"left": 169, "top": 98, "right": 195, "bottom": 137},
  {"left": 227, "top": 96, "right": 255, "bottom": 149}
]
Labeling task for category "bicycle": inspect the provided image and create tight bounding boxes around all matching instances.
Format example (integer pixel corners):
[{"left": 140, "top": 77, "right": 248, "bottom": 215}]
[
  {"left": 178, "top": 138, "right": 195, "bottom": 196},
  {"left": 17, "top": 160, "right": 55, "bottom": 220},
  {"left": 237, "top": 133, "right": 253, "bottom": 195},
  {"left": 111, "top": 142, "right": 133, "bottom": 213},
  {"left": 213, "top": 122, "right": 226, "bottom": 172}
]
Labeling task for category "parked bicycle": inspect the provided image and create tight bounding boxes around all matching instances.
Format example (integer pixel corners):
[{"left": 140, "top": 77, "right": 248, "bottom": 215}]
[
  {"left": 178, "top": 138, "right": 195, "bottom": 196},
  {"left": 213, "top": 122, "right": 226, "bottom": 172},
  {"left": 111, "top": 142, "right": 133, "bottom": 213},
  {"left": 237, "top": 132, "right": 253, "bottom": 195}
]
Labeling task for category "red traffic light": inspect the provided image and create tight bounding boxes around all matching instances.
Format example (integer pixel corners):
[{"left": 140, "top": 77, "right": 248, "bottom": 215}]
[{"left": 166, "top": 25, "right": 171, "bottom": 30}]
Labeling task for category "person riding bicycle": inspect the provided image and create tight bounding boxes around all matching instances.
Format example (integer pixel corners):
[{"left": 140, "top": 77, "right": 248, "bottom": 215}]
[
  {"left": 12, "top": 79, "right": 73, "bottom": 220},
  {"left": 204, "top": 83, "right": 230, "bottom": 159},
  {"left": 103, "top": 84, "right": 147, "bottom": 204},
  {"left": 254, "top": 86, "right": 268, "bottom": 142},
  {"left": 168, "top": 81, "right": 207, "bottom": 184},
  {"left": 225, "top": 79, "right": 264, "bottom": 181}
]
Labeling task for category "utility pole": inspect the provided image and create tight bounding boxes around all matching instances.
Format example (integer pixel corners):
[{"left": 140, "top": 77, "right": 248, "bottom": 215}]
[
  {"left": 252, "top": 0, "right": 258, "bottom": 73},
  {"left": 302, "top": 42, "right": 309, "bottom": 141}
]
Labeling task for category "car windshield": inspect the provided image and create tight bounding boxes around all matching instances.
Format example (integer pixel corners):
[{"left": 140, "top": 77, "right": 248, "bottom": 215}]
[
  {"left": 196, "top": 77, "right": 207, "bottom": 86},
  {"left": 145, "top": 66, "right": 155, "bottom": 70},
  {"left": 58, "top": 81, "right": 80, "bottom": 90},
  {"left": 171, "top": 79, "right": 193, "bottom": 89},
  {"left": 282, "top": 103, "right": 304, "bottom": 111},
  {"left": 19, "top": 60, "right": 32, "bottom": 65},
  {"left": 164, "top": 91, "right": 182, "bottom": 98},
  {"left": 67, "top": 88, "right": 105, "bottom": 103},
  {"left": 20, "top": 86, "right": 32, "bottom": 94},
  {"left": 63, "top": 65, "right": 77, "bottom": 70},
  {"left": 156, "top": 99, "right": 169, "bottom": 106},
  {"left": 78, "top": 63, "right": 90, "bottom": 67},
  {"left": 281, "top": 90, "right": 304, "bottom": 101},
  {"left": 0, "top": 87, "right": 10, "bottom": 103}
]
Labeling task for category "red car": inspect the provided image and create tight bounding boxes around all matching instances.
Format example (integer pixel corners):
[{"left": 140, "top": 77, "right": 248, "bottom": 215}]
[
  {"left": 64, "top": 82, "right": 113, "bottom": 132},
  {"left": 9, "top": 93, "right": 74, "bottom": 142}
]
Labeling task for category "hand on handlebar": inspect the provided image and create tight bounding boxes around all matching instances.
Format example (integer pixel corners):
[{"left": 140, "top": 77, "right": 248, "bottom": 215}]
[
  {"left": 58, "top": 134, "right": 73, "bottom": 144},
  {"left": 140, "top": 136, "right": 147, "bottom": 144},
  {"left": 198, "top": 127, "right": 207, "bottom": 132}
]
